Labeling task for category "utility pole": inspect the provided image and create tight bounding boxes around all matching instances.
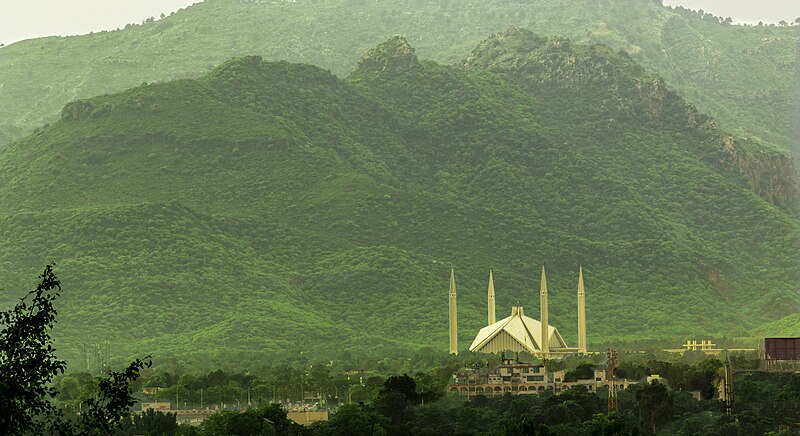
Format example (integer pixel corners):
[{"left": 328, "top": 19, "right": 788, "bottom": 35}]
[
  {"left": 81, "top": 343, "right": 88, "bottom": 372},
  {"left": 723, "top": 352, "right": 734, "bottom": 416},
  {"left": 607, "top": 348, "right": 618, "bottom": 414}
]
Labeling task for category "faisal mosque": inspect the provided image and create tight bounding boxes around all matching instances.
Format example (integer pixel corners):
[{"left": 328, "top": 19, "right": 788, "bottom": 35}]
[{"left": 448, "top": 267, "right": 588, "bottom": 357}]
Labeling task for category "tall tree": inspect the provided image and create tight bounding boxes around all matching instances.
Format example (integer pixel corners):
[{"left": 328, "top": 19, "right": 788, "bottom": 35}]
[
  {"left": 636, "top": 381, "right": 673, "bottom": 433},
  {"left": 0, "top": 264, "right": 67, "bottom": 434},
  {"left": 0, "top": 264, "right": 150, "bottom": 435}
]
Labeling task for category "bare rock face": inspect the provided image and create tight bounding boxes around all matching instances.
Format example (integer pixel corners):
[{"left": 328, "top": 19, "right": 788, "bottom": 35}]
[
  {"left": 463, "top": 28, "right": 646, "bottom": 88},
  {"left": 719, "top": 135, "right": 799, "bottom": 212},
  {"left": 465, "top": 28, "right": 800, "bottom": 213},
  {"left": 461, "top": 28, "right": 695, "bottom": 124},
  {"left": 352, "top": 36, "right": 419, "bottom": 79}
]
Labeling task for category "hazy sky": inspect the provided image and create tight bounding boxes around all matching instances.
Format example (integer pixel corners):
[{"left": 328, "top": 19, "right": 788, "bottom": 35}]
[
  {"left": 662, "top": 0, "right": 800, "bottom": 24},
  {"left": 1, "top": 0, "right": 799, "bottom": 46},
  {"left": 0, "top": 0, "right": 199, "bottom": 45}
]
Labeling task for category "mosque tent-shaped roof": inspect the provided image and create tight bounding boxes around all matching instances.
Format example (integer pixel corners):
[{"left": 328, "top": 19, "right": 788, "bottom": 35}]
[{"left": 469, "top": 306, "right": 568, "bottom": 354}]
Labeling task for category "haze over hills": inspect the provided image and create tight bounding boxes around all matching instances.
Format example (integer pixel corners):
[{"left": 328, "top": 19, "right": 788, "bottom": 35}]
[
  {"left": 0, "top": 0, "right": 797, "bottom": 168},
  {"left": 1, "top": 31, "right": 798, "bottom": 362}
]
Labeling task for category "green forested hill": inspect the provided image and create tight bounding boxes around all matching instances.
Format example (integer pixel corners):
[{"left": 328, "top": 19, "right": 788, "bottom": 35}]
[
  {"left": 0, "top": 32, "right": 797, "bottom": 363},
  {"left": 0, "top": 0, "right": 797, "bottom": 164}
]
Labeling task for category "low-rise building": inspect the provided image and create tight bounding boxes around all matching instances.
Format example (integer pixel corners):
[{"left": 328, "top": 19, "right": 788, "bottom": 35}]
[
  {"left": 140, "top": 402, "right": 171, "bottom": 411},
  {"left": 288, "top": 411, "right": 329, "bottom": 426},
  {"left": 448, "top": 359, "right": 632, "bottom": 396},
  {"left": 646, "top": 374, "right": 664, "bottom": 385},
  {"left": 142, "top": 386, "right": 161, "bottom": 395}
]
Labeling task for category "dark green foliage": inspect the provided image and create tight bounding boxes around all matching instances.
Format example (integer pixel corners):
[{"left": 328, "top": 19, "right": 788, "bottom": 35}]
[
  {"left": 635, "top": 381, "right": 673, "bottom": 433},
  {"left": 541, "top": 387, "right": 606, "bottom": 426},
  {"left": 317, "top": 403, "right": 390, "bottom": 436},
  {"left": 682, "top": 359, "right": 722, "bottom": 400},
  {"left": 0, "top": 265, "right": 150, "bottom": 435},
  {"left": 79, "top": 357, "right": 153, "bottom": 435},
  {"left": 379, "top": 374, "right": 420, "bottom": 404},
  {"left": 0, "top": 264, "right": 66, "bottom": 435},
  {"left": 582, "top": 413, "right": 639, "bottom": 436},
  {"left": 374, "top": 374, "right": 421, "bottom": 433},
  {"left": 198, "top": 411, "right": 240, "bottom": 435},
  {"left": 118, "top": 409, "right": 179, "bottom": 436},
  {"left": 152, "top": 360, "right": 800, "bottom": 435},
  {"left": 565, "top": 363, "right": 596, "bottom": 382},
  {"left": 497, "top": 415, "right": 543, "bottom": 436},
  {"left": 734, "top": 372, "right": 800, "bottom": 432},
  {"left": 0, "top": 34, "right": 798, "bottom": 361},
  {"left": 197, "top": 403, "right": 307, "bottom": 436}
]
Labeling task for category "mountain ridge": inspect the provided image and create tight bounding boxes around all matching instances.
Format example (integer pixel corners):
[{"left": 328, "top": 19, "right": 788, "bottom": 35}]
[
  {"left": 0, "top": 0, "right": 797, "bottom": 166},
  {"left": 1, "top": 34, "right": 798, "bottom": 362}
]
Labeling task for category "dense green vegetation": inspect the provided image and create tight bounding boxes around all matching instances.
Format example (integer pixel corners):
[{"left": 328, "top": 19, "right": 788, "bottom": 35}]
[
  {"left": 0, "top": 32, "right": 797, "bottom": 362},
  {"left": 0, "top": 0, "right": 797, "bottom": 164},
  {"left": 54, "top": 353, "right": 800, "bottom": 435}
]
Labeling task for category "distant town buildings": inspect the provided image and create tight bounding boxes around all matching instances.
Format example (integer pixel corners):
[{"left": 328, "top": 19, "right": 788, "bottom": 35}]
[
  {"left": 448, "top": 358, "right": 633, "bottom": 396},
  {"left": 142, "top": 386, "right": 161, "bottom": 395},
  {"left": 287, "top": 411, "right": 329, "bottom": 426},
  {"left": 764, "top": 337, "right": 800, "bottom": 371},
  {"left": 764, "top": 337, "right": 800, "bottom": 361},
  {"left": 662, "top": 339, "right": 755, "bottom": 355}
]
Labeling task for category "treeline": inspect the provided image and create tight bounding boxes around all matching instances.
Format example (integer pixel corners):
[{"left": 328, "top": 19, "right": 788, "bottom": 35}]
[
  {"left": 56, "top": 359, "right": 458, "bottom": 412},
  {"left": 665, "top": 4, "right": 800, "bottom": 26},
  {"left": 104, "top": 363, "right": 800, "bottom": 435},
  {"left": 9, "top": 266, "right": 796, "bottom": 436},
  {"left": 51, "top": 353, "right": 800, "bottom": 435}
]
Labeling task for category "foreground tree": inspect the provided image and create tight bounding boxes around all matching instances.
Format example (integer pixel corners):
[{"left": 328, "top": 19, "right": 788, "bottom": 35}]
[
  {"left": 198, "top": 403, "right": 307, "bottom": 436},
  {"left": 636, "top": 381, "right": 673, "bottom": 434},
  {"left": 314, "top": 403, "right": 389, "bottom": 436},
  {"left": 0, "top": 264, "right": 150, "bottom": 435},
  {"left": 121, "top": 409, "right": 179, "bottom": 436}
]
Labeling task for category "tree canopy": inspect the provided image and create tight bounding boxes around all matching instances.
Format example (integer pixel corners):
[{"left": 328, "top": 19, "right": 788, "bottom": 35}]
[{"left": 0, "top": 265, "right": 150, "bottom": 435}]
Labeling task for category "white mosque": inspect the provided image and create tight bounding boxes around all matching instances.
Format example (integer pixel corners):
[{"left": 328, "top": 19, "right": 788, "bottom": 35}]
[{"left": 448, "top": 267, "right": 588, "bottom": 357}]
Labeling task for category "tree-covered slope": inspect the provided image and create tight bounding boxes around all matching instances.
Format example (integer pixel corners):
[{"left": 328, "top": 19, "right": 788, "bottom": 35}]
[
  {"left": 0, "top": 0, "right": 797, "bottom": 166},
  {"left": 0, "top": 34, "right": 797, "bottom": 363}
]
